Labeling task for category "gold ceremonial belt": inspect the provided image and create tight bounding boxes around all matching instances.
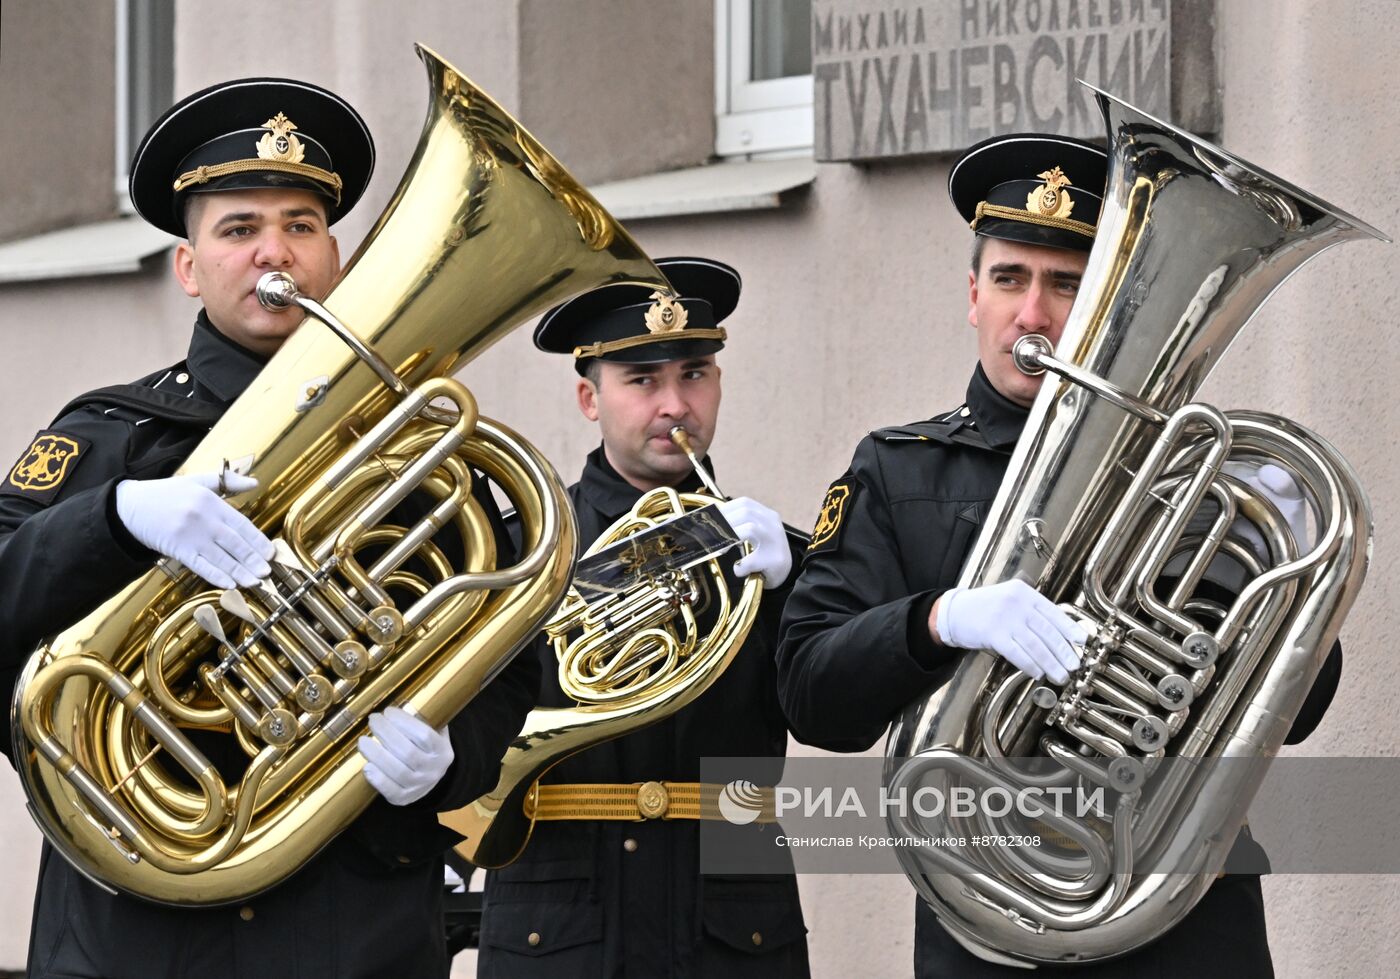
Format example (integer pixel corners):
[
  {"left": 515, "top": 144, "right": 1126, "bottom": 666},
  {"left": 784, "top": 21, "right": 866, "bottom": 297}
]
[{"left": 526, "top": 781, "right": 777, "bottom": 823}]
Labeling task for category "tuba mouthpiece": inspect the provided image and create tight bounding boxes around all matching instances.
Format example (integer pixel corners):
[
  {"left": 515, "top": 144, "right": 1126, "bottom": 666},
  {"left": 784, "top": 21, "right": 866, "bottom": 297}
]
[{"left": 255, "top": 271, "right": 300, "bottom": 311}]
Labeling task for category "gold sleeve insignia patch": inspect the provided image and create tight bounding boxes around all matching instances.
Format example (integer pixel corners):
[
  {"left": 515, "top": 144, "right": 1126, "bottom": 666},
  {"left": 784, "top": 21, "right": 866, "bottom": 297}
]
[
  {"left": 808, "top": 478, "right": 855, "bottom": 554},
  {"left": 2, "top": 430, "right": 92, "bottom": 504}
]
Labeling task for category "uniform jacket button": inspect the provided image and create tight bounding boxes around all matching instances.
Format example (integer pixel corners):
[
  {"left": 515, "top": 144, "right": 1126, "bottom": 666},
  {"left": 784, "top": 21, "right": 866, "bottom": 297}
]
[
  {"left": 623, "top": 838, "right": 638, "bottom": 852},
  {"left": 751, "top": 931, "right": 763, "bottom": 946},
  {"left": 239, "top": 906, "right": 254, "bottom": 921},
  {"left": 528, "top": 931, "right": 541, "bottom": 947}
]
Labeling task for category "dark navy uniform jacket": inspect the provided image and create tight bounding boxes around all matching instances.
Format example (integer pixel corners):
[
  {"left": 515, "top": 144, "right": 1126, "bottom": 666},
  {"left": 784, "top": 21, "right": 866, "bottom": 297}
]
[
  {"left": 776, "top": 365, "right": 1342, "bottom": 978},
  {"left": 479, "top": 446, "right": 810, "bottom": 979},
  {"left": 0, "top": 312, "right": 540, "bottom": 979}
]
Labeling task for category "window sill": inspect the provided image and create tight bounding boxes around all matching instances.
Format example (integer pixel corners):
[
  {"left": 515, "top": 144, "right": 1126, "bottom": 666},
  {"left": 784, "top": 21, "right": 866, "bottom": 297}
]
[
  {"left": 0, "top": 158, "right": 817, "bottom": 283},
  {"left": 591, "top": 156, "right": 815, "bottom": 222},
  {"left": 0, "top": 216, "right": 174, "bottom": 285}
]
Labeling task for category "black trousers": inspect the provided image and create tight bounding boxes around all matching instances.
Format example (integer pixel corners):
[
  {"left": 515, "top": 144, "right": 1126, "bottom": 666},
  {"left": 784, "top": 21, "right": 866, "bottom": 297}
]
[{"left": 914, "top": 875, "right": 1273, "bottom": 979}]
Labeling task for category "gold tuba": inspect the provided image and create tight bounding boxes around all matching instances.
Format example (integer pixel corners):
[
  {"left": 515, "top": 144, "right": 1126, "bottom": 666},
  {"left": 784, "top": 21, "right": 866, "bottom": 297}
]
[
  {"left": 883, "top": 86, "right": 1387, "bottom": 965},
  {"left": 11, "top": 44, "right": 671, "bottom": 906},
  {"left": 444, "top": 428, "right": 764, "bottom": 867}
]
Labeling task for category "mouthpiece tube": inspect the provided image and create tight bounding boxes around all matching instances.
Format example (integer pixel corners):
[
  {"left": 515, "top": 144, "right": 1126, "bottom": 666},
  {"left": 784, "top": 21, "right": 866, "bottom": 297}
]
[{"left": 668, "top": 426, "right": 724, "bottom": 499}]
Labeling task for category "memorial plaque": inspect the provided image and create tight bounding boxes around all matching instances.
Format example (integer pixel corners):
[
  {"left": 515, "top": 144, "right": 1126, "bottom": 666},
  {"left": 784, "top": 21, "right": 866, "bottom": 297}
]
[{"left": 813, "top": 0, "right": 1213, "bottom": 161}]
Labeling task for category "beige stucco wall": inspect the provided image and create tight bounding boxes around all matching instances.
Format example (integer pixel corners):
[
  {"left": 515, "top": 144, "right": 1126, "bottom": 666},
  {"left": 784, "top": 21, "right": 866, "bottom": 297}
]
[
  {"left": 516, "top": 0, "right": 716, "bottom": 184},
  {"left": 2, "top": 1, "right": 1398, "bottom": 975},
  {"left": 0, "top": 0, "right": 117, "bottom": 242}
]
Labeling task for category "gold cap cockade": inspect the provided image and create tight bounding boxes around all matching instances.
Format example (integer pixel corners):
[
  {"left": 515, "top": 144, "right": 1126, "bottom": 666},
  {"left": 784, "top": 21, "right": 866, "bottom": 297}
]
[
  {"left": 1027, "top": 166, "right": 1076, "bottom": 220},
  {"left": 256, "top": 112, "right": 307, "bottom": 164},
  {"left": 644, "top": 291, "right": 689, "bottom": 335}
]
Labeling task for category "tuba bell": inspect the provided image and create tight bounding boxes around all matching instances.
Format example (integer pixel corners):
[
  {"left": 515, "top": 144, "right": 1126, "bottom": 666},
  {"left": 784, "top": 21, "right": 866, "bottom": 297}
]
[
  {"left": 444, "top": 427, "right": 765, "bottom": 866},
  {"left": 11, "top": 44, "right": 672, "bottom": 906},
  {"left": 883, "top": 86, "right": 1387, "bottom": 965}
]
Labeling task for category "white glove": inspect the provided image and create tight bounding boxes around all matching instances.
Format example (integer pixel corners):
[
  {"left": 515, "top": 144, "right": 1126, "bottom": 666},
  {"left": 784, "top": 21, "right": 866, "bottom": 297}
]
[
  {"left": 717, "top": 496, "right": 793, "bottom": 590},
  {"left": 358, "top": 706, "right": 454, "bottom": 806},
  {"left": 115, "top": 471, "right": 274, "bottom": 589},
  {"left": 1225, "top": 461, "right": 1311, "bottom": 555},
  {"left": 935, "top": 579, "right": 1085, "bottom": 684}
]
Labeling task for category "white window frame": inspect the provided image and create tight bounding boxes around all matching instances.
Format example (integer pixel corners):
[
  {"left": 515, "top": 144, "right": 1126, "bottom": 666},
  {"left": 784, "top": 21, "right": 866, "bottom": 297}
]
[
  {"left": 714, "top": 0, "right": 813, "bottom": 159},
  {"left": 114, "top": 0, "right": 175, "bottom": 213}
]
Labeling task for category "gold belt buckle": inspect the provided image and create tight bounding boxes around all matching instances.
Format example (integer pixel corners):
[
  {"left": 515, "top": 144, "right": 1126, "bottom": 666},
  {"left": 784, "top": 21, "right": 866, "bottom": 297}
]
[{"left": 637, "top": 780, "right": 670, "bottom": 819}]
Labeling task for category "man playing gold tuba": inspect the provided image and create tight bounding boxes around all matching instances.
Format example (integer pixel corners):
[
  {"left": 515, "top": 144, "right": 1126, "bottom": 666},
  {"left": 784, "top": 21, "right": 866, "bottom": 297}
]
[
  {"left": 774, "top": 133, "right": 1343, "bottom": 977},
  {"left": 0, "top": 77, "right": 537, "bottom": 979}
]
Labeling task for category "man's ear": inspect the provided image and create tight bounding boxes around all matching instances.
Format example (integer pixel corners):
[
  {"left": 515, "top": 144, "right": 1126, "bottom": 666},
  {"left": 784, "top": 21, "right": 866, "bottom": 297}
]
[
  {"left": 173, "top": 242, "right": 201, "bottom": 299},
  {"left": 576, "top": 377, "right": 600, "bottom": 421},
  {"left": 967, "top": 268, "right": 979, "bottom": 329}
]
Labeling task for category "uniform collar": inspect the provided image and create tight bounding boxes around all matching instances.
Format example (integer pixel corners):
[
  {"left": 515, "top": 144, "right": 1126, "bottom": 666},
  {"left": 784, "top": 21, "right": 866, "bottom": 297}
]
[
  {"left": 187, "top": 310, "right": 270, "bottom": 404},
  {"left": 966, "top": 363, "right": 1030, "bottom": 450},
  {"left": 578, "top": 443, "right": 711, "bottom": 518}
]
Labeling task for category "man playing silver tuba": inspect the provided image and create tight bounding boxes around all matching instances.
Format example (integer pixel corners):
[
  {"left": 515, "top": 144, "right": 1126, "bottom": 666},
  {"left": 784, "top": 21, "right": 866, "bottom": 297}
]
[{"left": 774, "top": 133, "right": 1342, "bottom": 977}]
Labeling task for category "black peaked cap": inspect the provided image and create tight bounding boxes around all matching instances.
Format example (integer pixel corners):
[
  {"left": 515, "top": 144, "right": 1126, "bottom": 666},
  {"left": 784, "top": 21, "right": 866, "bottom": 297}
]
[
  {"left": 535, "top": 257, "right": 741, "bottom": 374},
  {"left": 949, "top": 133, "right": 1107, "bottom": 252},
  {"left": 130, "top": 77, "right": 374, "bottom": 238}
]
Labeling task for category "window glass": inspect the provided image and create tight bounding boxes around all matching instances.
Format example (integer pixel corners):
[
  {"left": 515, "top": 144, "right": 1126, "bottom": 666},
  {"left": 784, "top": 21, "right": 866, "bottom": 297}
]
[
  {"left": 116, "top": 0, "right": 175, "bottom": 202},
  {"left": 717, "top": 0, "right": 814, "bottom": 158},
  {"left": 750, "top": 0, "right": 812, "bottom": 81}
]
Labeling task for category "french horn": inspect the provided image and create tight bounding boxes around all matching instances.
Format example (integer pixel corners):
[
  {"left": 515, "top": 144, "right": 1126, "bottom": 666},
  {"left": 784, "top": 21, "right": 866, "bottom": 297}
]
[
  {"left": 11, "top": 44, "right": 671, "bottom": 906},
  {"left": 883, "top": 86, "right": 1386, "bottom": 965},
  {"left": 444, "top": 427, "right": 764, "bottom": 866}
]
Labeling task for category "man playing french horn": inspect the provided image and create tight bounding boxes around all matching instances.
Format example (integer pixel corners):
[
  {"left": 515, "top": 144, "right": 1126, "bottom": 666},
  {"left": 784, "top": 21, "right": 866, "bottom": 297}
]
[
  {"left": 476, "top": 257, "right": 811, "bottom": 976},
  {"left": 0, "top": 78, "right": 539, "bottom": 979},
  {"left": 775, "top": 134, "right": 1343, "bottom": 976}
]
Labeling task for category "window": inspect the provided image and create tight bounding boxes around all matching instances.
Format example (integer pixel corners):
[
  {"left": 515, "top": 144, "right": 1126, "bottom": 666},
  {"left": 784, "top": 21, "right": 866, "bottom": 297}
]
[
  {"left": 115, "top": 0, "right": 175, "bottom": 209},
  {"left": 715, "top": 0, "right": 813, "bottom": 158}
]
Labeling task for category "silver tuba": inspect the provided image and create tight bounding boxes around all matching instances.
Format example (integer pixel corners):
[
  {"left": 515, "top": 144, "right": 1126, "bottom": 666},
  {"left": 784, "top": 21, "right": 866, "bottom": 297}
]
[{"left": 883, "top": 85, "right": 1387, "bottom": 966}]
